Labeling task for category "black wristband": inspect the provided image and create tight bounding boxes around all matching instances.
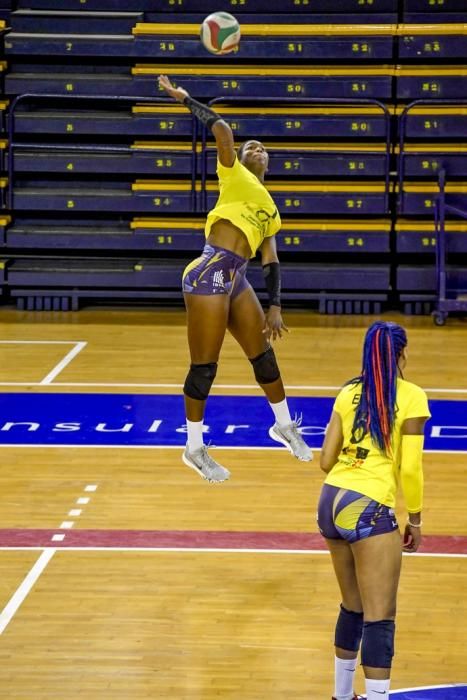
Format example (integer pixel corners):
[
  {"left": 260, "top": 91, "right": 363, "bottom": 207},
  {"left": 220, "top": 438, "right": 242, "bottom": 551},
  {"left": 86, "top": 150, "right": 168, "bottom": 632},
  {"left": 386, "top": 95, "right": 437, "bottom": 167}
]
[
  {"left": 183, "top": 95, "right": 221, "bottom": 129},
  {"left": 263, "top": 262, "right": 281, "bottom": 308}
]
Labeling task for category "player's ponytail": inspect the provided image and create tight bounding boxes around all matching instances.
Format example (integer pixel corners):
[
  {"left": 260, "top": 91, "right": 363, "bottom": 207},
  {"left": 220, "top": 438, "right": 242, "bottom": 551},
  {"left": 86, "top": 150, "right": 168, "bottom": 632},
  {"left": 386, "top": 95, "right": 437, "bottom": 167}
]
[{"left": 350, "top": 321, "right": 407, "bottom": 454}]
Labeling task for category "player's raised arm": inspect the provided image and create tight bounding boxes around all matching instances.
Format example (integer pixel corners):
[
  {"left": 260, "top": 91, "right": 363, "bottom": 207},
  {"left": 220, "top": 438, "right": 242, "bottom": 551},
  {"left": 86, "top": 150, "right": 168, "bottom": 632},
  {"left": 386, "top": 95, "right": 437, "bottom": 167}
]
[{"left": 157, "top": 74, "right": 235, "bottom": 168}]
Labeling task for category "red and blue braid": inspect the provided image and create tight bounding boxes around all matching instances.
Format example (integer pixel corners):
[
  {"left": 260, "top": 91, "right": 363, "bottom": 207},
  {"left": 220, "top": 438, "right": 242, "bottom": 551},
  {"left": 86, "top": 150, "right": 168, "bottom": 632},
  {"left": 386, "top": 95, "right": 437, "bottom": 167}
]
[{"left": 349, "top": 321, "right": 407, "bottom": 455}]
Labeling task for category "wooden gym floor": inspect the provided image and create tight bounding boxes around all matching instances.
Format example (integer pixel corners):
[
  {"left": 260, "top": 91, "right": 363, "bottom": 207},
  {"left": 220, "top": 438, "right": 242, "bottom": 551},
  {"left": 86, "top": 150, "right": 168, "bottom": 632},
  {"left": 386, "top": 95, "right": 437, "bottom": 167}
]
[{"left": 0, "top": 307, "right": 465, "bottom": 699}]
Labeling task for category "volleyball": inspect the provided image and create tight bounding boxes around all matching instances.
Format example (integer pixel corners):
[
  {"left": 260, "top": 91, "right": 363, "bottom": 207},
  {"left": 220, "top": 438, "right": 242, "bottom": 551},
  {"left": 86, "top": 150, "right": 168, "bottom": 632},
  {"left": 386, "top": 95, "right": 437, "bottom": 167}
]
[{"left": 200, "top": 12, "right": 241, "bottom": 55}]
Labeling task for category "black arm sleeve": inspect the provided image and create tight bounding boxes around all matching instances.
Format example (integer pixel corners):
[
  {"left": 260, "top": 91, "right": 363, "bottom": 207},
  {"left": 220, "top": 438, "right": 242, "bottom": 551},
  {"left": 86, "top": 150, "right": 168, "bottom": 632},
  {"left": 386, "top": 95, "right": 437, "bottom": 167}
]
[
  {"left": 183, "top": 95, "right": 221, "bottom": 129},
  {"left": 263, "top": 262, "right": 281, "bottom": 308}
]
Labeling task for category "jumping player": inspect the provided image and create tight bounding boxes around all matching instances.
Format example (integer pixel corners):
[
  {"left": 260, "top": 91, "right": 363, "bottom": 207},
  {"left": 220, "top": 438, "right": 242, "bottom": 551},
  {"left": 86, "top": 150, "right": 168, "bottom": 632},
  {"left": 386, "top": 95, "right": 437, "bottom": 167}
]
[{"left": 158, "top": 74, "right": 312, "bottom": 483}]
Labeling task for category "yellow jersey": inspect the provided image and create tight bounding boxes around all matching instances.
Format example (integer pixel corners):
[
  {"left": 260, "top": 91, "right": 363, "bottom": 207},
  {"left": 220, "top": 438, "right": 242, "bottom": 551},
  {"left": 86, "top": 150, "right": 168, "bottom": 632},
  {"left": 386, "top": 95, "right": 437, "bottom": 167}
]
[
  {"left": 325, "top": 378, "right": 431, "bottom": 508},
  {"left": 205, "top": 156, "right": 281, "bottom": 258}
]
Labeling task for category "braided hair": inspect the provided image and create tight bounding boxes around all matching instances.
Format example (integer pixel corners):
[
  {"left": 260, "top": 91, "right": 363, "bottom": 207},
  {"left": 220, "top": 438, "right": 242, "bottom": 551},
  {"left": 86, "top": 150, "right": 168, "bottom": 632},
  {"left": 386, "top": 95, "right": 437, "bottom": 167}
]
[{"left": 349, "top": 321, "right": 407, "bottom": 455}]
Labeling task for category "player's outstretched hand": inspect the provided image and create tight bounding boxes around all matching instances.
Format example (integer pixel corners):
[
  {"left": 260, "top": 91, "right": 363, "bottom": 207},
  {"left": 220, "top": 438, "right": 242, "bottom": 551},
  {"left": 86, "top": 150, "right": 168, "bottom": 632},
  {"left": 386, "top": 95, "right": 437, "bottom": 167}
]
[
  {"left": 158, "top": 74, "right": 189, "bottom": 103},
  {"left": 263, "top": 307, "right": 289, "bottom": 342}
]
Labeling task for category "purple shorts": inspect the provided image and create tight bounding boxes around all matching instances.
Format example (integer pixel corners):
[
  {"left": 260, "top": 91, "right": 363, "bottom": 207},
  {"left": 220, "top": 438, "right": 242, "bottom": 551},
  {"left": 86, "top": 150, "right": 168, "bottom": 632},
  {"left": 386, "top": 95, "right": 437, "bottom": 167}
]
[
  {"left": 317, "top": 484, "right": 399, "bottom": 544},
  {"left": 182, "top": 244, "right": 249, "bottom": 299}
]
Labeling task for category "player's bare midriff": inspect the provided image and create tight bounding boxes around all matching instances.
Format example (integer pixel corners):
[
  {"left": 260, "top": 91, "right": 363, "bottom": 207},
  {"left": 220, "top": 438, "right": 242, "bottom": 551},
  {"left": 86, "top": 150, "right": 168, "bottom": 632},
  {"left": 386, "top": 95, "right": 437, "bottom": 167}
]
[{"left": 208, "top": 218, "right": 252, "bottom": 259}]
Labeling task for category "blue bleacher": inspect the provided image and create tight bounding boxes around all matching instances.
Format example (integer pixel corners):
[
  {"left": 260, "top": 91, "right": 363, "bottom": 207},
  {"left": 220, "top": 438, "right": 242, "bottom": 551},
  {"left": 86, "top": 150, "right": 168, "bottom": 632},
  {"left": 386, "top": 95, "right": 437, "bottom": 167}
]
[
  {"left": 397, "top": 66, "right": 467, "bottom": 100},
  {"left": 398, "top": 24, "right": 467, "bottom": 59},
  {"left": 398, "top": 182, "right": 467, "bottom": 215},
  {"left": 402, "top": 105, "right": 467, "bottom": 139},
  {"left": 404, "top": 0, "right": 467, "bottom": 11},
  {"left": 5, "top": 26, "right": 396, "bottom": 61},
  {"left": 2, "top": 0, "right": 466, "bottom": 313},
  {"left": 12, "top": 103, "right": 388, "bottom": 140},
  {"left": 206, "top": 144, "right": 388, "bottom": 178},
  {"left": 13, "top": 143, "right": 194, "bottom": 177},
  {"left": 12, "top": 180, "right": 196, "bottom": 214},
  {"left": 4, "top": 218, "right": 391, "bottom": 255},
  {"left": 10, "top": 10, "right": 144, "bottom": 34},
  {"left": 16, "top": 0, "right": 398, "bottom": 10},
  {"left": 204, "top": 181, "right": 389, "bottom": 215},
  {"left": 4, "top": 65, "right": 395, "bottom": 100},
  {"left": 13, "top": 105, "right": 193, "bottom": 137},
  {"left": 400, "top": 145, "right": 467, "bottom": 178},
  {"left": 396, "top": 220, "right": 467, "bottom": 254}
]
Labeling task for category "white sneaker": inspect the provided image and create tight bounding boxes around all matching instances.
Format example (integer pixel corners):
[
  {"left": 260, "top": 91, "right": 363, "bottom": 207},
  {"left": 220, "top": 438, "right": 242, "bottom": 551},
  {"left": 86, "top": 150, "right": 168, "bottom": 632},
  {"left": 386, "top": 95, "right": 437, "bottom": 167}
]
[
  {"left": 182, "top": 445, "right": 230, "bottom": 483},
  {"left": 269, "top": 420, "right": 313, "bottom": 462}
]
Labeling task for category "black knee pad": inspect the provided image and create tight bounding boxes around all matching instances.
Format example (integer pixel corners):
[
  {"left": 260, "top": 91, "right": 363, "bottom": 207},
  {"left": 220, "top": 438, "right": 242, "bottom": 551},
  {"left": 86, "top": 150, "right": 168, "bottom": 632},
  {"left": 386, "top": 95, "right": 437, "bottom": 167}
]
[
  {"left": 250, "top": 347, "right": 280, "bottom": 384},
  {"left": 334, "top": 604, "right": 364, "bottom": 652},
  {"left": 361, "top": 619, "right": 395, "bottom": 668},
  {"left": 183, "top": 362, "right": 217, "bottom": 401}
]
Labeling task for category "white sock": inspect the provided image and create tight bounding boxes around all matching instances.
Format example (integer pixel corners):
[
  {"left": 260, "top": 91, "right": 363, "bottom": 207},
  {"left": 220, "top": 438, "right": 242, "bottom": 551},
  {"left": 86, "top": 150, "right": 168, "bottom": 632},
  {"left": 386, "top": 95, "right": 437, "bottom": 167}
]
[
  {"left": 334, "top": 656, "right": 358, "bottom": 700},
  {"left": 365, "top": 678, "right": 390, "bottom": 699},
  {"left": 269, "top": 399, "right": 292, "bottom": 427},
  {"left": 186, "top": 419, "right": 204, "bottom": 452}
]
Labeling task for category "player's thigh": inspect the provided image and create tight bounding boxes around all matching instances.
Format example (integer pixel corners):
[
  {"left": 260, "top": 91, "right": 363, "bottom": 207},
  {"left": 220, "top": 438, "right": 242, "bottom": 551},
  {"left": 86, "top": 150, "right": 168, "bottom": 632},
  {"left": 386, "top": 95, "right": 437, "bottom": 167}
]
[
  {"left": 184, "top": 293, "right": 230, "bottom": 363},
  {"left": 326, "top": 538, "right": 362, "bottom": 613},
  {"left": 227, "top": 284, "right": 268, "bottom": 358},
  {"left": 351, "top": 530, "right": 402, "bottom": 620}
]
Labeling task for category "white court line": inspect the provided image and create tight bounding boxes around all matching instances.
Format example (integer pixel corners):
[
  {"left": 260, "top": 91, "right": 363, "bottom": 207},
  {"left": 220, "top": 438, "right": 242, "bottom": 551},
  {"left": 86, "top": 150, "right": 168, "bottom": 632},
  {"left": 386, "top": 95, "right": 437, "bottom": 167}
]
[
  {"left": 0, "top": 444, "right": 467, "bottom": 455},
  {"left": 0, "top": 340, "right": 84, "bottom": 345},
  {"left": 390, "top": 684, "right": 467, "bottom": 693},
  {"left": 0, "top": 379, "right": 466, "bottom": 394},
  {"left": 40, "top": 341, "right": 87, "bottom": 385},
  {"left": 0, "top": 546, "right": 464, "bottom": 558},
  {"left": 0, "top": 548, "right": 55, "bottom": 635}
]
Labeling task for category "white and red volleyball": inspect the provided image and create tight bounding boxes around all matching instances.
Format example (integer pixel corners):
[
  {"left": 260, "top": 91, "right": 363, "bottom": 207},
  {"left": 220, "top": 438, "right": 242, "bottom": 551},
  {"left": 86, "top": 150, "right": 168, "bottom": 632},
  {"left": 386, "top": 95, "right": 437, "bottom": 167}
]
[{"left": 200, "top": 12, "right": 241, "bottom": 55}]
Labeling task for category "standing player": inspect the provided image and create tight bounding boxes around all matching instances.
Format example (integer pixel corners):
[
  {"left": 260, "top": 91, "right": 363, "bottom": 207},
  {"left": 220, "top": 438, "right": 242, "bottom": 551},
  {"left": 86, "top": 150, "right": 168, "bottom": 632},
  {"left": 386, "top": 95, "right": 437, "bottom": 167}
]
[
  {"left": 317, "top": 321, "right": 430, "bottom": 700},
  {"left": 158, "top": 74, "right": 312, "bottom": 483}
]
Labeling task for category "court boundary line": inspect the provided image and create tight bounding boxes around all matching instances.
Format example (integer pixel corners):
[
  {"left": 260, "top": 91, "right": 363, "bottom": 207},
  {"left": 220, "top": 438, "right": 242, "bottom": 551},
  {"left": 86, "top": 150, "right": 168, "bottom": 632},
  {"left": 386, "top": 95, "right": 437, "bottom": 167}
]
[
  {"left": 391, "top": 684, "right": 467, "bottom": 692},
  {"left": 0, "top": 546, "right": 465, "bottom": 558},
  {"left": 40, "top": 341, "right": 87, "bottom": 385},
  {"left": 0, "top": 380, "right": 467, "bottom": 394},
  {"left": 0, "top": 340, "right": 87, "bottom": 386},
  {"left": 0, "top": 444, "right": 466, "bottom": 455},
  {"left": 0, "top": 340, "right": 85, "bottom": 344},
  {"left": 0, "top": 548, "right": 55, "bottom": 635}
]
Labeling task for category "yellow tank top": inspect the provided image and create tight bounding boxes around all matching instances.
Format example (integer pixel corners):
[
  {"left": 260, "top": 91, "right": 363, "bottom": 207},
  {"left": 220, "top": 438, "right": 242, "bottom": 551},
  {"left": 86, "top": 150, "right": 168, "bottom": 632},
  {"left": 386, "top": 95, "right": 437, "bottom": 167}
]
[
  {"left": 325, "top": 378, "right": 430, "bottom": 507},
  {"left": 205, "top": 156, "right": 281, "bottom": 258}
]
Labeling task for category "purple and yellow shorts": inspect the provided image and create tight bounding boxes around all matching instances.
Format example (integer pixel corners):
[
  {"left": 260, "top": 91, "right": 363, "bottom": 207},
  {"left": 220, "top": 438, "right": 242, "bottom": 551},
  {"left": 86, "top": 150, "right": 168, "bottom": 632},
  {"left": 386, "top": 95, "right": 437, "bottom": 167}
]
[
  {"left": 317, "top": 484, "right": 398, "bottom": 543},
  {"left": 182, "top": 244, "right": 249, "bottom": 299}
]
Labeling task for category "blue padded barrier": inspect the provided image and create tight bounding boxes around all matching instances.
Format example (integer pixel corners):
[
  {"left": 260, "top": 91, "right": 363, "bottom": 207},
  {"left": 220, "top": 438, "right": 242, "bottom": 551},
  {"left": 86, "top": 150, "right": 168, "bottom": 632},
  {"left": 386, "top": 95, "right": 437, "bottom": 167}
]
[
  {"left": 397, "top": 264, "right": 467, "bottom": 292},
  {"left": 4, "top": 258, "right": 390, "bottom": 296}
]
